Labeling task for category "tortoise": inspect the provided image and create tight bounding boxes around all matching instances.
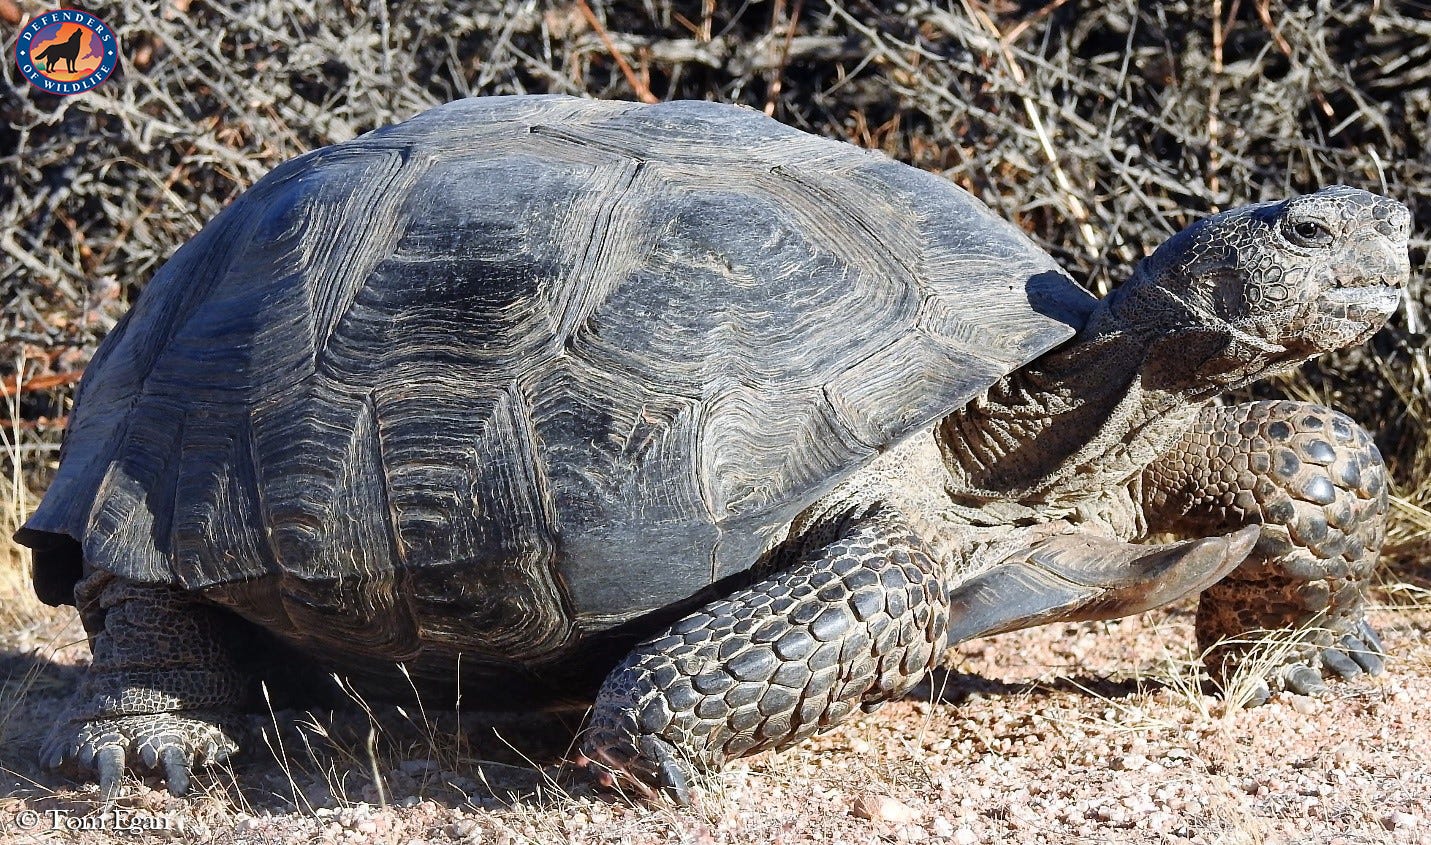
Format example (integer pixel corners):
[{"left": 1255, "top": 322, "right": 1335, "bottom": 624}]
[{"left": 17, "top": 96, "right": 1411, "bottom": 804}]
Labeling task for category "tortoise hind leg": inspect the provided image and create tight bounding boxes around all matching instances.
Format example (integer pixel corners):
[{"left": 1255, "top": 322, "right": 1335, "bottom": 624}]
[
  {"left": 42, "top": 570, "right": 249, "bottom": 801},
  {"left": 1141, "top": 400, "right": 1389, "bottom": 696}
]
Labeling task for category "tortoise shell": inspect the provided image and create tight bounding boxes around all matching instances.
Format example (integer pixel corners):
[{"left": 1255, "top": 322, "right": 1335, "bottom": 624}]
[{"left": 22, "top": 96, "right": 1092, "bottom": 673}]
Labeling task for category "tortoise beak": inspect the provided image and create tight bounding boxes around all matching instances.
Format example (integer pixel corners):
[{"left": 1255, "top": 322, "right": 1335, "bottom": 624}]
[{"left": 1312, "top": 285, "right": 1401, "bottom": 351}]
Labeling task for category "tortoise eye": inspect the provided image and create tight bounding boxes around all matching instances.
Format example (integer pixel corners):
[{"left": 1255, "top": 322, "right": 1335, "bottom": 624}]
[{"left": 1283, "top": 217, "right": 1334, "bottom": 248}]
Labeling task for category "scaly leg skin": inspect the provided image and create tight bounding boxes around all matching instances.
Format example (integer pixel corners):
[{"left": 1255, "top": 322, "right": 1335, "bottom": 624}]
[
  {"left": 578, "top": 503, "right": 949, "bottom": 805},
  {"left": 1142, "top": 400, "right": 1388, "bottom": 699},
  {"left": 42, "top": 570, "right": 248, "bottom": 802}
]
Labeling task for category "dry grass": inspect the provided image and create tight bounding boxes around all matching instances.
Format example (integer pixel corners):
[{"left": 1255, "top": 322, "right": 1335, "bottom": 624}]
[
  {"left": 2, "top": 359, "right": 44, "bottom": 632},
  {"left": 2, "top": 1, "right": 1430, "bottom": 842},
  {"left": 0, "top": 486, "right": 38, "bottom": 633}
]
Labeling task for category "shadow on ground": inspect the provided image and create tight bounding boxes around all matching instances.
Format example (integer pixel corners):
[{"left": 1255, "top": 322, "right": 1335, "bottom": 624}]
[{"left": 919, "top": 668, "right": 1155, "bottom": 708}]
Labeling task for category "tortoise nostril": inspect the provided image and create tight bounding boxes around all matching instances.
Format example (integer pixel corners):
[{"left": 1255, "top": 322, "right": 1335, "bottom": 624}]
[
  {"left": 1394, "top": 205, "right": 1412, "bottom": 239},
  {"left": 1374, "top": 200, "right": 1413, "bottom": 241}
]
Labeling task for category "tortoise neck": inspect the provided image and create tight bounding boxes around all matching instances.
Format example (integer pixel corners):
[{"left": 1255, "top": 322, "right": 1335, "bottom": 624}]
[{"left": 936, "top": 302, "right": 1216, "bottom": 504}]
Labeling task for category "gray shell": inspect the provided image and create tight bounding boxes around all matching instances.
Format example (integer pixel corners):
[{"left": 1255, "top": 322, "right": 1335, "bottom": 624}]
[{"left": 23, "top": 96, "right": 1092, "bottom": 650}]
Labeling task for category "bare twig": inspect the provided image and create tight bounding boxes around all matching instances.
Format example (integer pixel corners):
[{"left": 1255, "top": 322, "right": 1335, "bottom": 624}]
[
  {"left": 963, "top": 1, "right": 1103, "bottom": 267},
  {"left": 1254, "top": 0, "right": 1334, "bottom": 118},
  {"left": 1208, "top": 0, "right": 1225, "bottom": 197},
  {"left": 574, "top": 0, "right": 659, "bottom": 103},
  {"left": 764, "top": 0, "right": 804, "bottom": 116},
  {"left": 1001, "top": 0, "right": 1075, "bottom": 44},
  {"left": 0, "top": 371, "right": 84, "bottom": 400}
]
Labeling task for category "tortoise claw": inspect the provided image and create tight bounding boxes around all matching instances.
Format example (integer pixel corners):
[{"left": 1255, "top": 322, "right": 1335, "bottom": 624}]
[
  {"left": 1319, "top": 646, "right": 1362, "bottom": 680},
  {"left": 1283, "top": 664, "right": 1329, "bottom": 696},
  {"left": 576, "top": 735, "right": 698, "bottom": 806},
  {"left": 96, "top": 745, "right": 125, "bottom": 805},
  {"left": 1342, "top": 632, "right": 1385, "bottom": 675},
  {"left": 160, "top": 746, "right": 191, "bottom": 797},
  {"left": 1240, "top": 678, "right": 1272, "bottom": 708},
  {"left": 1357, "top": 619, "right": 1385, "bottom": 656},
  {"left": 640, "top": 735, "right": 694, "bottom": 807}
]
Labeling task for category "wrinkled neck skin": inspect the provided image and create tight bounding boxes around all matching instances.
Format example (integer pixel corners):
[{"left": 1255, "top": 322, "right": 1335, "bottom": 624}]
[{"left": 938, "top": 272, "right": 1296, "bottom": 507}]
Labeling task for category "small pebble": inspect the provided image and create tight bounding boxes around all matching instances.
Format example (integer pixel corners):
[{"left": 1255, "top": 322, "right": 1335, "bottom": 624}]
[
  {"left": 930, "top": 816, "right": 954, "bottom": 838},
  {"left": 852, "top": 794, "right": 919, "bottom": 823},
  {"left": 446, "top": 819, "right": 479, "bottom": 839},
  {"left": 400, "top": 759, "right": 438, "bottom": 776}
]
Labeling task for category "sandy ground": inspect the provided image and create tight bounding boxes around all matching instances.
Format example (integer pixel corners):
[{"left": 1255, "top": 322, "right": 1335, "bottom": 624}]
[{"left": 1, "top": 583, "right": 1427, "bottom": 845}]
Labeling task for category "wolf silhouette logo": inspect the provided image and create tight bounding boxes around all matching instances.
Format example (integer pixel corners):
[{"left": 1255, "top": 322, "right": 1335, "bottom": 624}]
[
  {"left": 15, "top": 11, "right": 119, "bottom": 95},
  {"left": 32, "top": 27, "right": 83, "bottom": 73}
]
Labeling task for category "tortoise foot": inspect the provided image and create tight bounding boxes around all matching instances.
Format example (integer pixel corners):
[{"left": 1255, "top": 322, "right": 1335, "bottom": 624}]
[
  {"left": 42, "top": 711, "right": 239, "bottom": 802},
  {"left": 39, "top": 574, "right": 250, "bottom": 801},
  {"left": 574, "top": 734, "right": 695, "bottom": 805},
  {"left": 1143, "top": 401, "right": 1389, "bottom": 699},
  {"left": 1234, "top": 616, "right": 1387, "bottom": 706}
]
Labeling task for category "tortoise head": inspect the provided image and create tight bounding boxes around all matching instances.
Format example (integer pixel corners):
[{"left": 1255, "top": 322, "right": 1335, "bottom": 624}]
[{"left": 1097, "top": 186, "right": 1411, "bottom": 389}]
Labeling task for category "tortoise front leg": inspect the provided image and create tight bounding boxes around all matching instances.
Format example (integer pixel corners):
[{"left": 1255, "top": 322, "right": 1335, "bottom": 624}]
[
  {"left": 1141, "top": 400, "right": 1388, "bottom": 696},
  {"left": 42, "top": 571, "right": 249, "bottom": 801},
  {"left": 579, "top": 503, "right": 949, "bottom": 804}
]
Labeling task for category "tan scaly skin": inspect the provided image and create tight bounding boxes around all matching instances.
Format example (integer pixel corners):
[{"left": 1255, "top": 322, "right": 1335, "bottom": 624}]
[{"left": 1143, "top": 400, "right": 1388, "bottom": 697}]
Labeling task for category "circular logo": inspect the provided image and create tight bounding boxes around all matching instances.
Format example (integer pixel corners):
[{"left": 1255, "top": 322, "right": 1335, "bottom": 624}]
[{"left": 14, "top": 9, "right": 119, "bottom": 95}]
